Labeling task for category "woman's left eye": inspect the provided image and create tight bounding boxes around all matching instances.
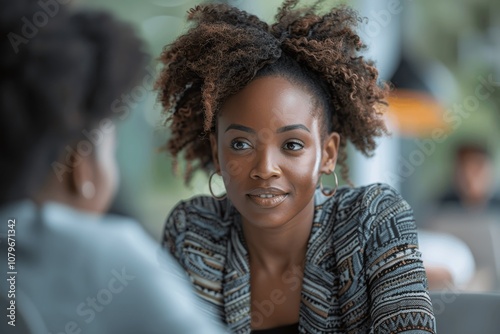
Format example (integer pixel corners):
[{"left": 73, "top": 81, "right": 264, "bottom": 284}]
[
  {"left": 230, "top": 140, "right": 251, "bottom": 150},
  {"left": 283, "top": 141, "right": 304, "bottom": 151}
]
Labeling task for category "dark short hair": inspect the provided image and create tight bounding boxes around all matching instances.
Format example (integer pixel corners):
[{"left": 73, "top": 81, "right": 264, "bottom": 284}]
[{"left": 0, "top": 0, "right": 148, "bottom": 205}]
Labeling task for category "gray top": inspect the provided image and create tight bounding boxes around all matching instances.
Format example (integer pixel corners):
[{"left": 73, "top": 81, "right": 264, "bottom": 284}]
[{"left": 0, "top": 200, "right": 227, "bottom": 334}]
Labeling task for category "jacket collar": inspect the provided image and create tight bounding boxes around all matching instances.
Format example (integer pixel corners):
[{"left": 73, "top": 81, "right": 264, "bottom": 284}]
[{"left": 221, "top": 189, "right": 336, "bottom": 332}]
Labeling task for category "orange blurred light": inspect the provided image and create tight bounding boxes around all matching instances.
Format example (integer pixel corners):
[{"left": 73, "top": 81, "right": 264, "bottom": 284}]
[{"left": 386, "top": 89, "right": 449, "bottom": 137}]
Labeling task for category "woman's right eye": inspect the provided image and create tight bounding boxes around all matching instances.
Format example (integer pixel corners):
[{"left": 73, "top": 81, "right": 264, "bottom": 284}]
[{"left": 230, "top": 140, "right": 251, "bottom": 150}]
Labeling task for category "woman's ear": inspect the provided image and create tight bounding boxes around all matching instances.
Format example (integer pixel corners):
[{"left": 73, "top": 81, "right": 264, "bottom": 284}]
[
  {"left": 209, "top": 133, "right": 221, "bottom": 173},
  {"left": 320, "top": 132, "right": 340, "bottom": 174}
]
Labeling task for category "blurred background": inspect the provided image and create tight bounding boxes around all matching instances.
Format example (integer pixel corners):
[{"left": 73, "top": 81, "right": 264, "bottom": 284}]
[{"left": 74, "top": 0, "right": 499, "bottom": 291}]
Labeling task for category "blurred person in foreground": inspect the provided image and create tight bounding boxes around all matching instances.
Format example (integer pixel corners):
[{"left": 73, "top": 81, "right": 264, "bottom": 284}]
[{"left": 0, "top": 1, "right": 226, "bottom": 333}]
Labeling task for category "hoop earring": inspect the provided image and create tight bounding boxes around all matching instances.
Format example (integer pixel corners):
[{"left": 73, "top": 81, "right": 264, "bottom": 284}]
[
  {"left": 320, "top": 171, "right": 338, "bottom": 198},
  {"left": 209, "top": 171, "right": 227, "bottom": 201}
]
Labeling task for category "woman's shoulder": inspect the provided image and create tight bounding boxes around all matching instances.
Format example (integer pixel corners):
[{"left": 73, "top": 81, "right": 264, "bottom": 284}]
[
  {"left": 164, "top": 195, "right": 234, "bottom": 241},
  {"left": 167, "top": 194, "right": 233, "bottom": 221},
  {"left": 323, "top": 183, "right": 414, "bottom": 239},
  {"left": 350, "top": 183, "right": 415, "bottom": 242},
  {"left": 334, "top": 182, "right": 410, "bottom": 214},
  {"left": 163, "top": 195, "right": 234, "bottom": 274}
]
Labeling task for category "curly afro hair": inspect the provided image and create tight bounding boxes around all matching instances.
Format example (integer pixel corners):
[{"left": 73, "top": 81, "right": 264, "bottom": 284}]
[{"left": 156, "top": 0, "right": 388, "bottom": 184}]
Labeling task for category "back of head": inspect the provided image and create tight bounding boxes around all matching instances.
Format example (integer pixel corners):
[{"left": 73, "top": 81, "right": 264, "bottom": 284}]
[
  {"left": 0, "top": 0, "right": 148, "bottom": 206},
  {"left": 456, "top": 142, "right": 491, "bottom": 163}
]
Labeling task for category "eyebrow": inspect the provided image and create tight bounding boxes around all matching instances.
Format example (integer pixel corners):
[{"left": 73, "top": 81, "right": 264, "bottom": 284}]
[
  {"left": 276, "top": 124, "right": 310, "bottom": 133},
  {"left": 225, "top": 124, "right": 255, "bottom": 133},
  {"left": 224, "top": 123, "right": 310, "bottom": 134}
]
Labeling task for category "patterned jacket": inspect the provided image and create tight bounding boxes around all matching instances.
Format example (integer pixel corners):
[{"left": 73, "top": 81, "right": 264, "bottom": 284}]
[{"left": 163, "top": 183, "right": 436, "bottom": 333}]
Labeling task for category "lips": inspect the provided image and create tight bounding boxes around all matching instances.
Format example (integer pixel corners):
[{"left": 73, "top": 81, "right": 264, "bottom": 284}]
[
  {"left": 247, "top": 187, "right": 287, "bottom": 196},
  {"left": 246, "top": 187, "right": 288, "bottom": 208}
]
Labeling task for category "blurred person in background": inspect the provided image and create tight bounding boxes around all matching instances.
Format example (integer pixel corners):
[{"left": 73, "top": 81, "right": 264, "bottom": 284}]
[
  {"left": 422, "top": 142, "right": 500, "bottom": 291},
  {"left": 0, "top": 0, "right": 227, "bottom": 333},
  {"left": 418, "top": 230, "right": 476, "bottom": 290},
  {"left": 439, "top": 143, "right": 500, "bottom": 211}
]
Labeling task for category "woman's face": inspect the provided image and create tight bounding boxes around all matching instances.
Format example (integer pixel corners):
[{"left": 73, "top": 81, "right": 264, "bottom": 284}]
[{"left": 211, "top": 76, "right": 339, "bottom": 228}]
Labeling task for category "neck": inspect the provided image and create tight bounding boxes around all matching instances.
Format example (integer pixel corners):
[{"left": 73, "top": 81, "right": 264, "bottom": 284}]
[
  {"left": 33, "top": 175, "right": 94, "bottom": 214},
  {"left": 462, "top": 196, "right": 489, "bottom": 209},
  {"left": 241, "top": 196, "right": 315, "bottom": 275}
]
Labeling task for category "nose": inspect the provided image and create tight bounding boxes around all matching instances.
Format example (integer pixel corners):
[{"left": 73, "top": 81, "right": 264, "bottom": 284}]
[{"left": 250, "top": 147, "right": 281, "bottom": 180}]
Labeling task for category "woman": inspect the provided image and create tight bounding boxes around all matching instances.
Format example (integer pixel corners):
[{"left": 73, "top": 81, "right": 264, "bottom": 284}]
[
  {"left": 0, "top": 1, "right": 226, "bottom": 333},
  {"left": 157, "top": 1, "right": 436, "bottom": 333}
]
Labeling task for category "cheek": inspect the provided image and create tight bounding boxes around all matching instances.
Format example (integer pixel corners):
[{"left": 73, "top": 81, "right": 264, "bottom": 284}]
[
  {"left": 218, "top": 149, "right": 253, "bottom": 185},
  {"left": 285, "top": 155, "right": 321, "bottom": 188},
  {"left": 94, "top": 155, "right": 119, "bottom": 206},
  {"left": 95, "top": 142, "right": 119, "bottom": 202},
  {"left": 103, "top": 156, "right": 119, "bottom": 195},
  {"left": 224, "top": 157, "right": 247, "bottom": 181}
]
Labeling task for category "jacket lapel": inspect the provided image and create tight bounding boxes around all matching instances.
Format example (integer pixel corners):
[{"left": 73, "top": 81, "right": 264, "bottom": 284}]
[
  {"left": 222, "top": 212, "right": 252, "bottom": 333},
  {"left": 299, "top": 190, "right": 340, "bottom": 331}
]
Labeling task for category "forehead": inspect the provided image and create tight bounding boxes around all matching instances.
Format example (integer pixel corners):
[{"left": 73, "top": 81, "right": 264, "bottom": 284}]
[
  {"left": 218, "top": 76, "right": 319, "bottom": 130},
  {"left": 458, "top": 150, "right": 490, "bottom": 163}
]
